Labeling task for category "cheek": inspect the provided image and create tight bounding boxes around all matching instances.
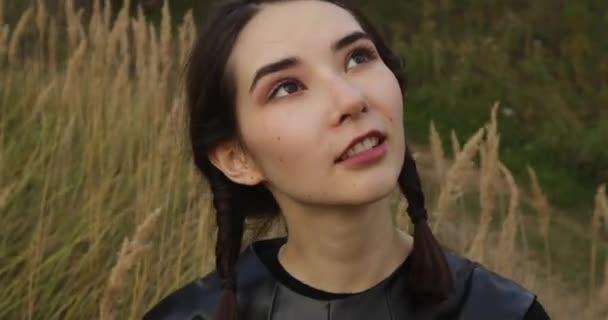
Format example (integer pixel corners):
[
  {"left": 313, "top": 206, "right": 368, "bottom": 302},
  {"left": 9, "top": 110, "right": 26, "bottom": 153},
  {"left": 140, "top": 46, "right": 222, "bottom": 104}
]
[
  {"left": 367, "top": 67, "right": 404, "bottom": 123},
  {"left": 238, "top": 109, "right": 322, "bottom": 174}
]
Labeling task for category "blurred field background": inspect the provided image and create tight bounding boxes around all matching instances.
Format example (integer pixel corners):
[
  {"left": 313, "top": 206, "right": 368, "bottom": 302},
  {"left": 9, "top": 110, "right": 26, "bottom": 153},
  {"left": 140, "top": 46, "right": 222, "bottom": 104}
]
[{"left": 0, "top": 0, "right": 607, "bottom": 319}]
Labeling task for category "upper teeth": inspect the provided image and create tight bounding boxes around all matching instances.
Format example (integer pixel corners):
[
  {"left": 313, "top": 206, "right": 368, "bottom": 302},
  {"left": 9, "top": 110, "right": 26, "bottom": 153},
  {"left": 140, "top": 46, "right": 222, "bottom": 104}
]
[{"left": 341, "top": 137, "right": 380, "bottom": 161}]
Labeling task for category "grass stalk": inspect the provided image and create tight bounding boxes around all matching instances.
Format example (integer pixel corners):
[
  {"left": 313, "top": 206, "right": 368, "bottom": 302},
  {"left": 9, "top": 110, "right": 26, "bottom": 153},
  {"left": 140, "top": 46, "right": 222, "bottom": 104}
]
[
  {"left": 8, "top": 7, "right": 32, "bottom": 65},
  {"left": 430, "top": 121, "right": 446, "bottom": 182},
  {"left": 99, "top": 209, "right": 161, "bottom": 320},
  {"left": 432, "top": 127, "right": 484, "bottom": 231},
  {"left": 495, "top": 163, "right": 520, "bottom": 277},
  {"left": 468, "top": 104, "right": 500, "bottom": 263}
]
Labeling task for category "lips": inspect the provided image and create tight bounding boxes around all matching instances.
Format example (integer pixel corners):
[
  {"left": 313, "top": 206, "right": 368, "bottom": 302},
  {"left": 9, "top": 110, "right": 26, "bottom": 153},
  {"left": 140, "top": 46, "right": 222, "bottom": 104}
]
[{"left": 336, "top": 130, "right": 386, "bottom": 163}]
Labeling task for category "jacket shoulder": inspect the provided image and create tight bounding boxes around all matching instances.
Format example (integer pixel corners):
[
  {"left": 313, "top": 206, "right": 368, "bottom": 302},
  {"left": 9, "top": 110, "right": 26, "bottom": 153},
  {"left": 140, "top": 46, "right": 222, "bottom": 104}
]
[
  {"left": 143, "top": 246, "right": 275, "bottom": 320},
  {"left": 143, "top": 271, "right": 221, "bottom": 320},
  {"left": 440, "top": 252, "right": 535, "bottom": 319},
  {"left": 463, "top": 262, "right": 535, "bottom": 319}
]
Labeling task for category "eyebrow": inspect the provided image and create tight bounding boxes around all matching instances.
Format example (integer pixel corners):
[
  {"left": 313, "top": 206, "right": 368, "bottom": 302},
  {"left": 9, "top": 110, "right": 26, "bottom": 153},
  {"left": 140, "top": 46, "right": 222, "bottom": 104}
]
[{"left": 248, "top": 31, "right": 372, "bottom": 93}]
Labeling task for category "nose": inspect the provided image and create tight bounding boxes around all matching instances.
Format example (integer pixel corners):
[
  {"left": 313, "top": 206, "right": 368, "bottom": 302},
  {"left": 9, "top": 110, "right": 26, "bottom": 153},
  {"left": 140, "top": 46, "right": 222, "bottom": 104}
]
[{"left": 328, "top": 75, "right": 368, "bottom": 126}]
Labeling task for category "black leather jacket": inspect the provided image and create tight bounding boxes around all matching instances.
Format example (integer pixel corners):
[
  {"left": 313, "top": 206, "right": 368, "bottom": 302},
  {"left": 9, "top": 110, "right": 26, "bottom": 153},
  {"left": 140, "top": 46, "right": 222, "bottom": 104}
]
[{"left": 144, "top": 238, "right": 537, "bottom": 320}]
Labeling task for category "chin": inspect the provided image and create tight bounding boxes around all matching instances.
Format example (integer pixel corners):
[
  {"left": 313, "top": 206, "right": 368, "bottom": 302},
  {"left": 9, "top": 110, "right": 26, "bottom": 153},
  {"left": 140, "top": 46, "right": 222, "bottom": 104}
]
[{"left": 336, "top": 171, "right": 399, "bottom": 206}]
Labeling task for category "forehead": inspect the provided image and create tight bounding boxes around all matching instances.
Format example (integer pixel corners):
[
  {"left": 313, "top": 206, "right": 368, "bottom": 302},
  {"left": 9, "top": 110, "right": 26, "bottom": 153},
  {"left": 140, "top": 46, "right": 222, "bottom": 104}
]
[{"left": 228, "top": 1, "right": 363, "bottom": 77}]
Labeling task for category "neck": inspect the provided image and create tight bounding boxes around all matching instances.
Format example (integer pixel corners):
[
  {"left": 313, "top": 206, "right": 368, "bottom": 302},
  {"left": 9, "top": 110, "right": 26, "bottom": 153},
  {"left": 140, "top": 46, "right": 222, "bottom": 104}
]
[{"left": 278, "top": 194, "right": 412, "bottom": 294}]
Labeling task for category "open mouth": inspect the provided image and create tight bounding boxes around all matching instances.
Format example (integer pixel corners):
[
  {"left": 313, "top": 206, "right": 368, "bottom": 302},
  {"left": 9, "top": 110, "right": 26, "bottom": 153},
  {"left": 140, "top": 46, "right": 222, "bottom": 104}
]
[{"left": 335, "top": 133, "right": 386, "bottom": 163}]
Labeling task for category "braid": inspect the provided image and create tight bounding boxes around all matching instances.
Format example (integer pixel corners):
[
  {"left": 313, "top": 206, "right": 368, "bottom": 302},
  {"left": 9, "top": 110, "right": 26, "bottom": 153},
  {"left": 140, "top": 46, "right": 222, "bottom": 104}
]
[
  {"left": 208, "top": 167, "right": 245, "bottom": 320},
  {"left": 398, "top": 146, "right": 453, "bottom": 305}
]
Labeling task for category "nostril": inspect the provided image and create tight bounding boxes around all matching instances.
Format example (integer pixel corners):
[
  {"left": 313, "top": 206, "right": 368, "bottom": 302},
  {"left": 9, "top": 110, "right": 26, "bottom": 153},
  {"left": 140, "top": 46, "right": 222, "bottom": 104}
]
[
  {"left": 337, "top": 104, "right": 367, "bottom": 125},
  {"left": 339, "top": 114, "right": 349, "bottom": 123}
]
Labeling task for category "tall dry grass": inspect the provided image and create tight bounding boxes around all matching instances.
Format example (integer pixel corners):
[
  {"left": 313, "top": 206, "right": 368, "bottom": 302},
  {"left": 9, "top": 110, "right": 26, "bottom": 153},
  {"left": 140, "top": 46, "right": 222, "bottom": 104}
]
[
  {"left": 429, "top": 121, "right": 446, "bottom": 182},
  {"left": 1, "top": 1, "right": 211, "bottom": 319},
  {"left": 8, "top": 6, "right": 32, "bottom": 65},
  {"left": 0, "top": 1, "right": 607, "bottom": 319},
  {"left": 100, "top": 209, "right": 161, "bottom": 320},
  {"left": 588, "top": 185, "right": 608, "bottom": 316},
  {"left": 426, "top": 109, "right": 608, "bottom": 318},
  {"left": 467, "top": 103, "right": 500, "bottom": 264},
  {"left": 493, "top": 162, "right": 520, "bottom": 277},
  {"left": 528, "top": 166, "right": 553, "bottom": 273},
  {"left": 431, "top": 127, "right": 483, "bottom": 231}
]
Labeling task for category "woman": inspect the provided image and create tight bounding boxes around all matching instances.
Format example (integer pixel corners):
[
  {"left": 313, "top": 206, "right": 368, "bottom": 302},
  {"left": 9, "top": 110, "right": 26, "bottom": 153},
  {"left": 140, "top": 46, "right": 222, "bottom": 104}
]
[{"left": 145, "top": 0, "right": 549, "bottom": 319}]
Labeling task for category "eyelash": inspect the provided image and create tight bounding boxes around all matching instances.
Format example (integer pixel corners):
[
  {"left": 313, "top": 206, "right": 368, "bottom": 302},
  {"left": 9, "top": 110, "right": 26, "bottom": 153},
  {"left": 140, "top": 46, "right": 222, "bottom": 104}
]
[{"left": 267, "top": 44, "right": 379, "bottom": 100}]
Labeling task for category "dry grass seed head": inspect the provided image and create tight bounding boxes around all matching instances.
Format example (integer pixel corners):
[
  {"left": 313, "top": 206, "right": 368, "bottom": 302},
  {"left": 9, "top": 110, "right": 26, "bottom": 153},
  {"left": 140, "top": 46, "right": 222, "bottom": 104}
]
[
  {"left": 106, "top": 1, "right": 129, "bottom": 65},
  {"left": 178, "top": 9, "right": 196, "bottom": 69},
  {"left": 62, "top": 40, "right": 87, "bottom": 101},
  {"left": 90, "top": 1, "right": 107, "bottom": 75},
  {"left": 0, "top": 182, "right": 17, "bottom": 212},
  {"left": 432, "top": 127, "right": 485, "bottom": 231},
  {"left": 430, "top": 121, "right": 446, "bottom": 182},
  {"left": 160, "top": 0, "right": 172, "bottom": 71},
  {"left": 527, "top": 165, "right": 553, "bottom": 274},
  {"left": 31, "top": 80, "right": 56, "bottom": 118},
  {"left": 133, "top": 6, "right": 148, "bottom": 82},
  {"left": 450, "top": 130, "right": 461, "bottom": 156},
  {"left": 103, "top": 0, "right": 112, "bottom": 30},
  {"left": 99, "top": 209, "right": 161, "bottom": 320},
  {"left": 479, "top": 103, "right": 500, "bottom": 213},
  {"left": 89, "top": 0, "right": 102, "bottom": 38},
  {"left": 35, "top": 0, "right": 47, "bottom": 41},
  {"left": 109, "top": 54, "right": 130, "bottom": 109},
  {"left": 589, "top": 184, "right": 606, "bottom": 311},
  {"left": 527, "top": 166, "right": 551, "bottom": 238},
  {"left": 64, "top": 0, "right": 79, "bottom": 51},
  {"left": 118, "top": 24, "right": 129, "bottom": 61},
  {"left": 76, "top": 9, "right": 87, "bottom": 48},
  {"left": 8, "top": 7, "right": 33, "bottom": 65},
  {"left": 495, "top": 163, "right": 520, "bottom": 277},
  {"left": 467, "top": 103, "right": 500, "bottom": 262},
  {"left": 148, "top": 24, "right": 160, "bottom": 90}
]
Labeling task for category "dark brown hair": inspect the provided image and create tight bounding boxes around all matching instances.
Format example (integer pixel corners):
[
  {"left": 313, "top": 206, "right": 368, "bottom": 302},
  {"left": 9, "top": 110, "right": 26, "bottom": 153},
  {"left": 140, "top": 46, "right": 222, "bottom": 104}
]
[{"left": 185, "top": 1, "right": 453, "bottom": 319}]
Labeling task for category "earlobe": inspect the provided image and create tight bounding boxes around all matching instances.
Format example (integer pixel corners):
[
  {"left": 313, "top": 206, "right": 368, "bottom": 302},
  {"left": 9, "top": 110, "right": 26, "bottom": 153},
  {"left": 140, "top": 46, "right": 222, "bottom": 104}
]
[{"left": 207, "top": 141, "right": 264, "bottom": 186}]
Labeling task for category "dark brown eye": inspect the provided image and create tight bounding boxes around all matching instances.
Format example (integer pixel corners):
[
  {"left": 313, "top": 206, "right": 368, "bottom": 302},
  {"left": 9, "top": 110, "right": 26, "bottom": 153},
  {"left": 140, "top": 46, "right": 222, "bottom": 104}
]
[
  {"left": 352, "top": 52, "right": 368, "bottom": 64},
  {"left": 346, "top": 46, "right": 376, "bottom": 70},
  {"left": 270, "top": 80, "right": 301, "bottom": 99}
]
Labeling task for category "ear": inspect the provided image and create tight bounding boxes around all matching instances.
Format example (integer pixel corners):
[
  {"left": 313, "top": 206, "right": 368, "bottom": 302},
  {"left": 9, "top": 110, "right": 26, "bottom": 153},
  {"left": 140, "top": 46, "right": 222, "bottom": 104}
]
[{"left": 208, "top": 140, "right": 264, "bottom": 186}]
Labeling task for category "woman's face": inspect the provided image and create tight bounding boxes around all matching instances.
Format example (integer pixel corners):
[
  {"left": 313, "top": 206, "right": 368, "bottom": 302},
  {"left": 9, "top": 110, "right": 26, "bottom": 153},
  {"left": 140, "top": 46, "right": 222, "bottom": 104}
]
[{"left": 225, "top": 0, "right": 405, "bottom": 208}]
